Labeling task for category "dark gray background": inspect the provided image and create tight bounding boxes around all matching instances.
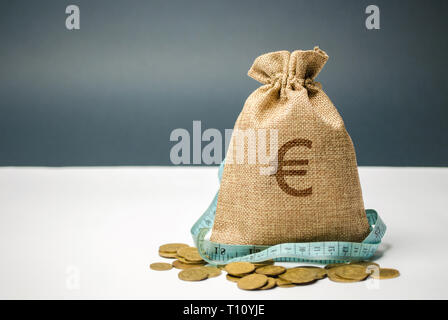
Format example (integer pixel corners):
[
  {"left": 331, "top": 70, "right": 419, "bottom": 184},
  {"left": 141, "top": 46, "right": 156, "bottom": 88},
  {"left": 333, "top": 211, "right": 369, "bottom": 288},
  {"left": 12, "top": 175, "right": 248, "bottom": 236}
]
[{"left": 0, "top": 0, "right": 446, "bottom": 166}]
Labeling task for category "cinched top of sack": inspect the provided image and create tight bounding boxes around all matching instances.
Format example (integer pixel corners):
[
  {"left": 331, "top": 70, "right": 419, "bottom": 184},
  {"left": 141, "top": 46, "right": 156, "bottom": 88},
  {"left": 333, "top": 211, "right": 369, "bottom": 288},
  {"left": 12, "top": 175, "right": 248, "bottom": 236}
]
[{"left": 248, "top": 47, "right": 328, "bottom": 95}]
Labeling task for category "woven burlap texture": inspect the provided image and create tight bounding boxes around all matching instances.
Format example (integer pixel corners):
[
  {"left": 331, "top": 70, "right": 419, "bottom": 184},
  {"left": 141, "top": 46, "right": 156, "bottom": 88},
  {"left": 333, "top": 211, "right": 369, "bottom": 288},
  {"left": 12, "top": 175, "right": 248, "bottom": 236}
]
[{"left": 210, "top": 47, "right": 370, "bottom": 245}]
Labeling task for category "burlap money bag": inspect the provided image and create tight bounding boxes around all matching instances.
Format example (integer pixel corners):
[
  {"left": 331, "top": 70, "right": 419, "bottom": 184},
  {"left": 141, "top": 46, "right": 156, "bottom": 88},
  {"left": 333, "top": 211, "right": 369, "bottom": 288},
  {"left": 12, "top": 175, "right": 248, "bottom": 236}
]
[{"left": 210, "top": 47, "right": 371, "bottom": 245}]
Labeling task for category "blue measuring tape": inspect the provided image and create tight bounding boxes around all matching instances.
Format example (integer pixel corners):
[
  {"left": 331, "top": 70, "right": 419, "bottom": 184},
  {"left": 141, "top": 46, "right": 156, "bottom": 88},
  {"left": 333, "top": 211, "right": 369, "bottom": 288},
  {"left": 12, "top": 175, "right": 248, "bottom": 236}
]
[{"left": 191, "top": 162, "right": 386, "bottom": 265}]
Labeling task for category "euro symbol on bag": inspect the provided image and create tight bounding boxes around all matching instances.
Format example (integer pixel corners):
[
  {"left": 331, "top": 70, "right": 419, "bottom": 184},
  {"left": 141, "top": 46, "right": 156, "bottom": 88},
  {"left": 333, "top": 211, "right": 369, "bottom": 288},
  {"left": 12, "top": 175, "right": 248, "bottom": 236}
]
[{"left": 275, "top": 138, "right": 312, "bottom": 197}]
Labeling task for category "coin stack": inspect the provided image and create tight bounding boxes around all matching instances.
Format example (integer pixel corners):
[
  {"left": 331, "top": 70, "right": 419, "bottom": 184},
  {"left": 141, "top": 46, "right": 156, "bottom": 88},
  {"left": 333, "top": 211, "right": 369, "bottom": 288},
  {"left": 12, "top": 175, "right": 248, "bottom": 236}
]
[{"left": 150, "top": 243, "right": 399, "bottom": 290}]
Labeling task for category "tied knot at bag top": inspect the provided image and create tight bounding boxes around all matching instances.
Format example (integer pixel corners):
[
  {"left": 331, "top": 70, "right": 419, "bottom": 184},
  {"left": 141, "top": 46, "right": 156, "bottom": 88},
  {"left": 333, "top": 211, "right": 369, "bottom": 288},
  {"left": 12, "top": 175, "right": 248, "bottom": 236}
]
[{"left": 248, "top": 46, "right": 327, "bottom": 97}]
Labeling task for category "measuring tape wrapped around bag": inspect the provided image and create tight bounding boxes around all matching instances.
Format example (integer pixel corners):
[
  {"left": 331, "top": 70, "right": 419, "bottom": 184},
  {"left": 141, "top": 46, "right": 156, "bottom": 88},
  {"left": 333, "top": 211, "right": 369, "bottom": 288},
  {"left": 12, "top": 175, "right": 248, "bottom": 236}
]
[{"left": 191, "top": 162, "right": 386, "bottom": 265}]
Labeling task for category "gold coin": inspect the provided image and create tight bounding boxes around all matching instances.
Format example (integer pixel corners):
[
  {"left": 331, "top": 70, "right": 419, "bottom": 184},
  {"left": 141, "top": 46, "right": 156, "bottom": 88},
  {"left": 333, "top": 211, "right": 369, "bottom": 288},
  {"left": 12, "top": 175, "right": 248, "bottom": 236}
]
[
  {"left": 335, "top": 265, "right": 369, "bottom": 281},
  {"left": 233, "top": 273, "right": 252, "bottom": 277},
  {"left": 172, "top": 260, "right": 205, "bottom": 270},
  {"left": 225, "top": 262, "right": 255, "bottom": 276},
  {"left": 370, "top": 268, "right": 400, "bottom": 280},
  {"left": 324, "top": 263, "right": 348, "bottom": 269},
  {"left": 278, "top": 268, "right": 316, "bottom": 284},
  {"left": 327, "top": 267, "right": 361, "bottom": 283},
  {"left": 200, "top": 266, "right": 222, "bottom": 278},
  {"left": 237, "top": 274, "right": 268, "bottom": 290},
  {"left": 177, "top": 247, "right": 204, "bottom": 262},
  {"left": 159, "top": 251, "right": 179, "bottom": 259},
  {"left": 159, "top": 243, "right": 189, "bottom": 253},
  {"left": 276, "top": 278, "right": 295, "bottom": 288},
  {"left": 253, "top": 260, "right": 275, "bottom": 267},
  {"left": 226, "top": 274, "right": 241, "bottom": 282},
  {"left": 276, "top": 277, "right": 292, "bottom": 285},
  {"left": 295, "top": 266, "right": 327, "bottom": 279},
  {"left": 226, "top": 272, "right": 246, "bottom": 278},
  {"left": 351, "top": 261, "right": 380, "bottom": 276},
  {"left": 260, "top": 277, "right": 277, "bottom": 290},
  {"left": 178, "top": 268, "right": 208, "bottom": 281},
  {"left": 177, "top": 256, "right": 206, "bottom": 265},
  {"left": 255, "top": 265, "right": 286, "bottom": 276},
  {"left": 150, "top": 262, "right": 173, "bottom": 271}
]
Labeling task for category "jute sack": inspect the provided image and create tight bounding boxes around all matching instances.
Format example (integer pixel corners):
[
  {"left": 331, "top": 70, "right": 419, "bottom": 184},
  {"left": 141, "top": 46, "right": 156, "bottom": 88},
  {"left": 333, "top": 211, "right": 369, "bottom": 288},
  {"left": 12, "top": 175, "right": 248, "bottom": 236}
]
[{"left": 210, "top": 47, "right": 370, "bottom": 245}]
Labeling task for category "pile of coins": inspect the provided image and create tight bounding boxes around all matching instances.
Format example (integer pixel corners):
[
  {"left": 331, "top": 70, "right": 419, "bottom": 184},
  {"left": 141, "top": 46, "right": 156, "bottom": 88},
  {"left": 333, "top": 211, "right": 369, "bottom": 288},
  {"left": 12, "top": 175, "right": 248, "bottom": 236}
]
[
  {"left": 152, "top": 243, "right": 222, "bottom": 281},
  {"left": 150, "top": 243, "right": 400, "bottom": 290}
]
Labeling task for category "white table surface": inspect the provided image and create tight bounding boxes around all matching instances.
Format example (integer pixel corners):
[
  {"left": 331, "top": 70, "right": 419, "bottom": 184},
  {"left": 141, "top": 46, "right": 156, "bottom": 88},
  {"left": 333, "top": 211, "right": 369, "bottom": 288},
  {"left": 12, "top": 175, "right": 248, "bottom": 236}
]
[{"left": 0, "top": 166, "right": 446, "bottom": 299}]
